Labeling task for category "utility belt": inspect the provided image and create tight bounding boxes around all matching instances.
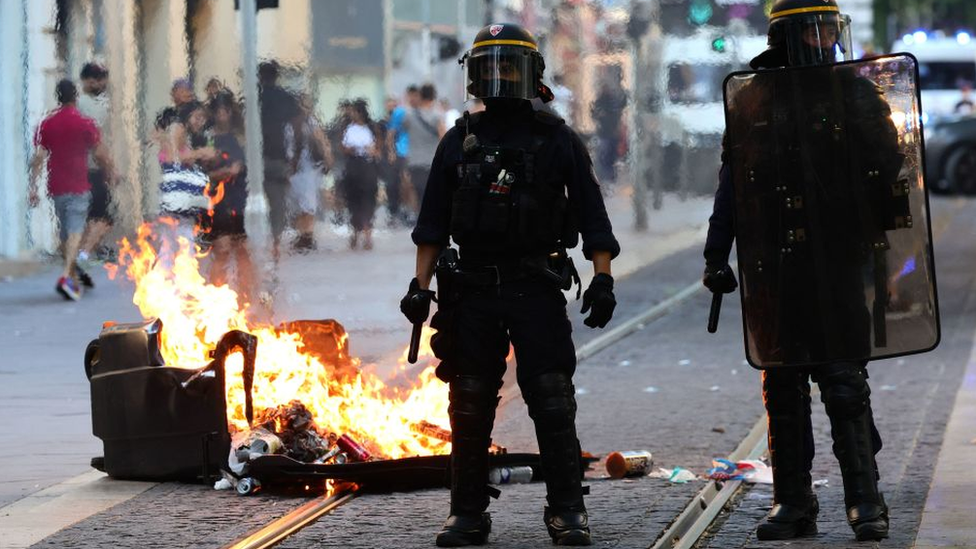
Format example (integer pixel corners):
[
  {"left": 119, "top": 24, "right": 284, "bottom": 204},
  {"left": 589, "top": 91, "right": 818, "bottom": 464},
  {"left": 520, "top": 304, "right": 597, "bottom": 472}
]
[{"left": 439, "top": 249, "right": 581, "bottom": 298}]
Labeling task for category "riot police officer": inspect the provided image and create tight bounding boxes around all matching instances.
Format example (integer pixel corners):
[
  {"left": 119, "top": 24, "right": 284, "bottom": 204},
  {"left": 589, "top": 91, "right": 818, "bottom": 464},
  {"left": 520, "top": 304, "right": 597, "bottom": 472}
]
[
  {"left": 704, "top": 0, "right": 904, "bottom": 542},
  {"left": 400, "top": 23, "right": 619, "bottom": 547}
]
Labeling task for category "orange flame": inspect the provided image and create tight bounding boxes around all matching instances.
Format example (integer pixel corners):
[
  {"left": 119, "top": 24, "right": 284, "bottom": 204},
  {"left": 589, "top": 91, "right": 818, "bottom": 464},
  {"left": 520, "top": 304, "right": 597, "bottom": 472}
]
[{"left": 110, "top": 223, "right": 450, "bottom": 459}]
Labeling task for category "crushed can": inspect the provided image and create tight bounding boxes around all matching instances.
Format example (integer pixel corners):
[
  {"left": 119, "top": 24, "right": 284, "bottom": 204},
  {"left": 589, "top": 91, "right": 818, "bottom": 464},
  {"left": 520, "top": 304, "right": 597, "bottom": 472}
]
[
  {"left": 337, "top": 434, "right": 371, "bottom": 462},
  {"left": 606, "top": 450, "right": 653, "bottom": 479}
]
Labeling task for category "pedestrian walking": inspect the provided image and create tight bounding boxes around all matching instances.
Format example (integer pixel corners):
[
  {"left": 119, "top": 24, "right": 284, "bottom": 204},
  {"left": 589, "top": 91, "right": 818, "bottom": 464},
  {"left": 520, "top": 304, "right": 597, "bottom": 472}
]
[
  {"left": 703, "top": 0, "right": 938, "bottom": 542},
  {"left": 158, "top": 101, "right": 215, "bottom": 232},
  {"left": 29, "top": 79, "right": 115, "bottom": 301},
  {"left": 338, "top": 99, "right": 380, "bottom": 250},
  {"left": 154, "top": 78, "right": 196, "bottom": 135},
  {"left": 382, "top": 93, "right": 408, "bottom": 226},
  {"left": 402, "top": 83, "right": 445, "bottom": 210},
  {"left": 205, "top": 92, "right": 255, "bottom": 302},
  {"left": 258, "top": 61, "right": 301, "bottom": 259},
  {"left": 284, "top": 93, "right": 333, "bottom": 252},
  {"left": 400, "top": 24, "right": 619, "bottom": 546},
  {"left": 76, "top": 62, "right": 113, "bottom": 282},
  {"left": 591, "top": 79, "right": 626, "bottom": 184}
]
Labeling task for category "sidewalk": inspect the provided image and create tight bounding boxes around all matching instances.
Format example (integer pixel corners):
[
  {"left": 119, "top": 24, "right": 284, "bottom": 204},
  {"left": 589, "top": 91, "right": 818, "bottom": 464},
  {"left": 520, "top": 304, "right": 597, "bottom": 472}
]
[{"left": 914, "top": 327, "right": 976, "bottom": 548}]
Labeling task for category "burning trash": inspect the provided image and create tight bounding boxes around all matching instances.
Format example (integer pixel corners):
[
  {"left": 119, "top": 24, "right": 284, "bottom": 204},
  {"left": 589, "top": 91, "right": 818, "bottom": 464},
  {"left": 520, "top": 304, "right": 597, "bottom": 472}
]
[
  {"left": 88, "top": 224, "right": 456, "bottom": 484},
  {"left": 86, "top": 225, "right": 584, "bottom": 494}
]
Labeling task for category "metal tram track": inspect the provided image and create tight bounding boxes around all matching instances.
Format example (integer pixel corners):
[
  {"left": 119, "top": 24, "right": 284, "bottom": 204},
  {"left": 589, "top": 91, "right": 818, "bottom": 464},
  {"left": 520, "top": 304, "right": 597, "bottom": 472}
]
[{"left": 219, "top": 277, "right": 763, "bottom": 549}]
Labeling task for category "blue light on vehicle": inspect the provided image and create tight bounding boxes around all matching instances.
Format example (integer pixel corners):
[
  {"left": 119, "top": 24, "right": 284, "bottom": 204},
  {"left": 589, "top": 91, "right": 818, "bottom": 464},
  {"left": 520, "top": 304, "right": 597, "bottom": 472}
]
[
  {"left": 913, "top": 30, "right": 928, "bottom": 44},
  {"left": 899, "top": 257, "right": 916, "bottom": 277},
  {"left": 921, "top": 112, "right": 930, "bottom": 125},
  {"left": 957, "top": 31, "right": 972, "bottom": 45},
  {"left": 902, "top": 33, "right": 915, "bottom": 45}
]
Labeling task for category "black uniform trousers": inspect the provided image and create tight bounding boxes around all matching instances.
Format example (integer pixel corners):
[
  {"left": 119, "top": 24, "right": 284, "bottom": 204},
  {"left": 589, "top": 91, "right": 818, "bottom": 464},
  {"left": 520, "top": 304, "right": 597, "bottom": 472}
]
[
  {"left": 445, "top": 278, "right": 576, "bottom": 383},
  {"left": 431, "top": 276, "right": 584, "bottom": 516},
  {"left": 762, "top": 360, "right": 882, "bottom": 504}
]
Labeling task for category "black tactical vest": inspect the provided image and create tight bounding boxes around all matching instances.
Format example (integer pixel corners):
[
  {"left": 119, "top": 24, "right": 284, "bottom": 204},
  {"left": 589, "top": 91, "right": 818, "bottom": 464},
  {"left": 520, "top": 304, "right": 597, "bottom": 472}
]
[{"left": 448, "top": 111, "right": 578, "bottom": 255}]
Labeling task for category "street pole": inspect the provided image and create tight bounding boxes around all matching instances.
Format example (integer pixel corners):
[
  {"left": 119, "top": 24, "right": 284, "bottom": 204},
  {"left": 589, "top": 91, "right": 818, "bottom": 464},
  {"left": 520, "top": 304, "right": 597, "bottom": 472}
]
[
  {"left": 629, "top": 37, "right": 647, "bottom": 231},
  {"left": 421, "top": 0, "right": 432, "bottom": 79},
  {"left": 240, "top": 0, "right": 264, "bottom": 204}
]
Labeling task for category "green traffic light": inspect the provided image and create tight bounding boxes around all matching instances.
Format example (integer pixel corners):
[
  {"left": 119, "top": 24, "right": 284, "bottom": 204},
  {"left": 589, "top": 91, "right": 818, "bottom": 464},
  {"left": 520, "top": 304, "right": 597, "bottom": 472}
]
[{"left": 689, "top": 0, "right": 713, "bottom": 25}]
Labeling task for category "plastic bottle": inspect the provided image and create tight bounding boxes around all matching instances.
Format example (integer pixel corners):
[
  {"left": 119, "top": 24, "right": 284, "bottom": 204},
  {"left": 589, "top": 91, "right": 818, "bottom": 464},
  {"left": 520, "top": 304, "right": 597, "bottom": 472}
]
[{"left": 488, "top": 466, "right": 534, "bottom": 485}]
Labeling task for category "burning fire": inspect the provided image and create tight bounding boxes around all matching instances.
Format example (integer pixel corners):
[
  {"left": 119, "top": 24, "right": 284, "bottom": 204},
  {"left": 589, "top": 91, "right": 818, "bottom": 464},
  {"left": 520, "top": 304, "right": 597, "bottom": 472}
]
[{"left": 108, "top": 223, "right": 450, "bottom": 460}]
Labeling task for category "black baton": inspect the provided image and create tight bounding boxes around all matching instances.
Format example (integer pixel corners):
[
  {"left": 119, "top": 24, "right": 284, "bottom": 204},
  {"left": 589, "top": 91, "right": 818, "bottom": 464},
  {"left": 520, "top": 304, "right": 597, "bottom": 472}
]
[
  {"left": 408, "top": 322, "right": 424, "bottom": 364},
  {"left": 707, "top": 293, "right": 723, "bottom": 334}
]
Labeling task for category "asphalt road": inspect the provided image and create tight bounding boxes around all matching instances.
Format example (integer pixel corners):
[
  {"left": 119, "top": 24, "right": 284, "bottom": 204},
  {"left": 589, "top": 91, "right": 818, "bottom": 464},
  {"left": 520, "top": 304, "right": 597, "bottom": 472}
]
[{"left": 25, "top": 196, "right": 976, "bottom": 549}]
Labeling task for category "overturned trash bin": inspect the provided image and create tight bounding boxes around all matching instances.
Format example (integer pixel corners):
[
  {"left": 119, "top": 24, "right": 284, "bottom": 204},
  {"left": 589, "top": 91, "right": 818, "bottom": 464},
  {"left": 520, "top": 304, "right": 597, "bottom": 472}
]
[{"left": 86, "top": 319, "right": 257, "bottom": 481}]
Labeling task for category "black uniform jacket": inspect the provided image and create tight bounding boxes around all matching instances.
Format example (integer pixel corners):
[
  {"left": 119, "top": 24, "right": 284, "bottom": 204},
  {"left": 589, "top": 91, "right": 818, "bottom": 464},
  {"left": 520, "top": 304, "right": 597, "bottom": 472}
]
[{"left": 411, "top": 103, "right": 620, "bottom": 261}]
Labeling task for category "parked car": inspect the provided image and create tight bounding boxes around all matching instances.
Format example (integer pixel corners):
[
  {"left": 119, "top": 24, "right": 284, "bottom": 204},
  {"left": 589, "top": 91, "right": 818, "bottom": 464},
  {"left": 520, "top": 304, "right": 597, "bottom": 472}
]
[{"left": 925, "top": 115, "right": 976, "bottom": 194}]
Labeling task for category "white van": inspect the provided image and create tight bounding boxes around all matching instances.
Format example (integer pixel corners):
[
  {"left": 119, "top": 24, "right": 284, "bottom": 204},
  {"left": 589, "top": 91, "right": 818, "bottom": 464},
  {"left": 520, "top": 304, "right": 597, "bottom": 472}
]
[
  {"left": 650, "top": 30, "right": 768, "bottom": 193},
  {"left": 891, "top": 33, "right": 976, "bottom": 120}
]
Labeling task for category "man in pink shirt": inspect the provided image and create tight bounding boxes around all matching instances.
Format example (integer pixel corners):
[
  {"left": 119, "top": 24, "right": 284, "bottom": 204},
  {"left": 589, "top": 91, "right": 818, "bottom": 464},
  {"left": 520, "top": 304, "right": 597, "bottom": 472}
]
[{"left": 29, "top": 79, "right": 114, "bottom": 300}]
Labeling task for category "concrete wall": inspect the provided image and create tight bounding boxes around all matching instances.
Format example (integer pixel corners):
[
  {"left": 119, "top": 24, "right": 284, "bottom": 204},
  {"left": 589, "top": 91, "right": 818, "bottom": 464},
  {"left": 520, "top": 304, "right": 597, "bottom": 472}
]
[{"left": 0, "top": 0, "right": 30, "bottom": 258}]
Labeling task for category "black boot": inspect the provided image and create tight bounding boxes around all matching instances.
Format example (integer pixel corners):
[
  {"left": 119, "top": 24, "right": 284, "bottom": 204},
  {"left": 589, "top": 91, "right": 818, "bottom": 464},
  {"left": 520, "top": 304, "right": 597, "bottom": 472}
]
[
  {"left": 757, "top": 371, "right": 819, "bottom": 541},
  {"left": 436, "top": 514, "right": 492, "bottom": 547},
  {"left": 821, "top": 364, "right": 888, "bottom": 541},
  {"left": 831, "top": 408, "right": 888, "bottom": 541},
  {"left": 523, "top": 373, "right": 592, "bottom": 546},
  {"left": 436, "top": 376, "right": 500, "bottom": 547}
]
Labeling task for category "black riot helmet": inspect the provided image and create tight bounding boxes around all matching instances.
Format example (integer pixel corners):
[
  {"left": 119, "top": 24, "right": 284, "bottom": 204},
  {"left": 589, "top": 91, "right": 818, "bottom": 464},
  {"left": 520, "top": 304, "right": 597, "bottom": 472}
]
[
  {"left": 757, "top": 0, "right": 854, "bottom": 68},
  {"left": 459, "top": 23, "right": 553, "bottom": 102}
]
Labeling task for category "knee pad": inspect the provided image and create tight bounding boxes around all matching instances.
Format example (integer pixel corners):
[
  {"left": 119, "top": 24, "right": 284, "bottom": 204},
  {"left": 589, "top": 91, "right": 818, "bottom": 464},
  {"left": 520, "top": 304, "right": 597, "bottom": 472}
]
[
  {"left": 521, "top": 372, "right": 577, "bottom": 428},
  {"left": 762, "top": 370, "right": 811, "bottom": 416},
  {"left": 819, "top": 369, "right": 870, "bottom": 420},
  {"left": 449, "top": 375, "right": 502, "bottom": 419}
]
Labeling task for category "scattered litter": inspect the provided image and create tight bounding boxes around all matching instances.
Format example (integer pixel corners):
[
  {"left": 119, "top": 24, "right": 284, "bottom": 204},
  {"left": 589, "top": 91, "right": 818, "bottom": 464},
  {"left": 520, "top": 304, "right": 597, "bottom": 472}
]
[
  {"left": 710, "top": 385, "right": 721, "bottom": 392},
  {"left": 813, "top": 478, "right": 829, "bottom": 488},
  {"left": 880, "top": 385, "right": 897, "bottom": 391},
  {"left": 746, "top": 491, "right": 772, "bottom": 500},
  {"left": 223, "top": 400, "right": 350, "bottom": 483},
  {"left": 605, "top": 451, "right": 653, "bottom": 479},
  {"left": 214, "top": 478, "right": 234, "bottom": 490},
  {"left": 576, "top": 387, "right": 589, "bottom": 395},
  {"left": 618, "top": 360, "right": 632, "bottom": 367},
  {"left": 636, "top": 323, "right": 646, "bottom": 330},
  {"left": 897, "top": 359, "right": 906, "bottom": 366},
  {"left": 678, "top": 359, "right": 691, "bottom": 366},
  {"left": 489, "top": 466, "right": 534, "bottom": 485},
  {"left": 705, "top": 459, "right": 772, "bottom": 484},
  {"left": 643, "top": 386, "right": 659, "bottom": 393},
  {"left": 731, "top": 369, "right": 738, "bottom": 375},
  {"left": 650, "top": 467, "right": 697, "bottom": 483},
  {"left": 712, "top": 427, "right": 726, "bottom": 434}
]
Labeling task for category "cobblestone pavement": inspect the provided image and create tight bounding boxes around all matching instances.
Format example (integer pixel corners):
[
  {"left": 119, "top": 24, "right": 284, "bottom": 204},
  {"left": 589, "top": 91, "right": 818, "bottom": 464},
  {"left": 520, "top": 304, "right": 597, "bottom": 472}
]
[
  {"left": 699, "top": 197, "right": 976, "bottom": 549},
  {"left": 28, "top": 197, "right": 975, "bottom": 549}
]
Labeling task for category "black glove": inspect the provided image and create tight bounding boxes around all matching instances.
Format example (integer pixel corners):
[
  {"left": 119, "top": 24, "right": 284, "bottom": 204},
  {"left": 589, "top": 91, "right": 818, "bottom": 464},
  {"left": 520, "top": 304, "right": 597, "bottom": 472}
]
[
  {"left": 581, "top": 273, "right": 616, "bottom": 329},
  {"left": 703, "top": 264, "right": 738, "bottom": 294},
  {"left": 400, "top": 278, "right": 436, "bottom": 325}
]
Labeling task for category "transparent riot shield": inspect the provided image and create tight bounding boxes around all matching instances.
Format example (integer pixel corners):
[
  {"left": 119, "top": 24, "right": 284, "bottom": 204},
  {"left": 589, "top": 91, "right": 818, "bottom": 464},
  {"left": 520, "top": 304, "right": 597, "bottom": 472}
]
[{"left": 723, "top": 54, "right": 940, "bottom": 368}]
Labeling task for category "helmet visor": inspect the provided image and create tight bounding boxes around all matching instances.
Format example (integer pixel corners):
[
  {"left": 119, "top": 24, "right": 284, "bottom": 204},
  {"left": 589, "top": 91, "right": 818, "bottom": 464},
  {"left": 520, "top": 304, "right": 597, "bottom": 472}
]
[
  {"left": 777, "top": 13, "right": 853, "bottom": 66},
  {"left": 464, "top": 46, "right": 537, "bottom": 100}
]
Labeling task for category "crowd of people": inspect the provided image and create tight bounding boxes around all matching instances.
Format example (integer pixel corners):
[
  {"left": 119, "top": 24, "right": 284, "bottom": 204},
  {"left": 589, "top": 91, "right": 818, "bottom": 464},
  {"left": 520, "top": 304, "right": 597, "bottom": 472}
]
[{"left": 28, "top": 58, "right": 468, "bottom": 301}]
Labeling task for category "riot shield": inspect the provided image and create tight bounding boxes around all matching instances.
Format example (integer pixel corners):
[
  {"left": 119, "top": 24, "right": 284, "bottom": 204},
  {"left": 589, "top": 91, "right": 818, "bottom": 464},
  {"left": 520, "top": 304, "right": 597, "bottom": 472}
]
[{"left": 723, "top": 54, "right": 939, "bottom": 368}]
